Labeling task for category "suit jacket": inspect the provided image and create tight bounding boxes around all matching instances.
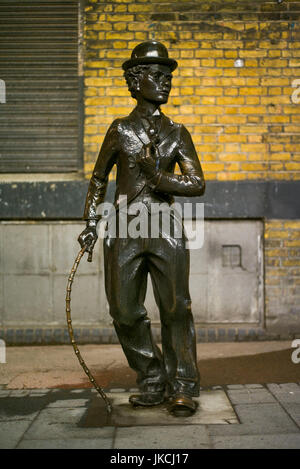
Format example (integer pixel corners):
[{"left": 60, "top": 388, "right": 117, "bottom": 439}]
[{"left": 83, "top": 107, "right": 205, "bottom": 220}]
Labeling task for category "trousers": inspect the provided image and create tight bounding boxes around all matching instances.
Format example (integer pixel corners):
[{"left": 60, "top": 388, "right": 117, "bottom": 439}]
[{"left": 103, "top": 210, "right": 200, "bottom": 397}]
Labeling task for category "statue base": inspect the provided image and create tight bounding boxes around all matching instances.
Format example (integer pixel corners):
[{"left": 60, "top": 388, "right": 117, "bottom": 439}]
[{"left": 78, "top": 389, "right": 238, "bottom": 427}]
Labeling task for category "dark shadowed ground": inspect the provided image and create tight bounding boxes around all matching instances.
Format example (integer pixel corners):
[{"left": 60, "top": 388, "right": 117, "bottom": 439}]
[
  {"left": 0, "top": 342, "right": 299, "bottom": 390},
  {"left": 88, "top": 348, "right": 300, "bottom": 390}
]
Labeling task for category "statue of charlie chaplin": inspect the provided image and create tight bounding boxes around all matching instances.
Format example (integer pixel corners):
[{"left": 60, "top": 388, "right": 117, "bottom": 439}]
[{"left": 78, "top": 41, "right": 205, "bottom": 416}]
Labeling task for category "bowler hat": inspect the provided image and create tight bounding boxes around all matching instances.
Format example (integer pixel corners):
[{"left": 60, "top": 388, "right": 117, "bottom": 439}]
[{"left": 122, "top": 41, "right": 178, "bottom": 72}]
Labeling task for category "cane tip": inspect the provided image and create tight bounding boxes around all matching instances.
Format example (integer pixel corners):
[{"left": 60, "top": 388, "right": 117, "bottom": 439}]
[{"left": 87, "top": 252, "right": 93, "bottom": 262}]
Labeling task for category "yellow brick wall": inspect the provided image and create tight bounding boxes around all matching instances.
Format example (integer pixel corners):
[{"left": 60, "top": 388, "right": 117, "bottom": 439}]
[
  {"left": 83, "top": 0, "right": 300, "bottom": 181},
  {"left": 264, "top": 220, "right": 300, "bottom": 333}
]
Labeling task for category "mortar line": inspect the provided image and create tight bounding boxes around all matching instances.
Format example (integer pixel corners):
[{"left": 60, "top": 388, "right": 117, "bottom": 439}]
[
  {"left": 223, "top": 385, "right": 242, "bottom": 425},
  {"left": 111, "top": 425, "right": 117, "bottom": 449},
  {"left": 205, "top": 424, "right": 214, "bottom": 449},
  {"left": 13, "top": 393, "right": 49, "bottom": 449}
]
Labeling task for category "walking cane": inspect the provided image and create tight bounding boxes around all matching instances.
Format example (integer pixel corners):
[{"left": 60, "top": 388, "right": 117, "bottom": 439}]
[{"left": 66, "top": 245, "right": 112, "bottom": 415}]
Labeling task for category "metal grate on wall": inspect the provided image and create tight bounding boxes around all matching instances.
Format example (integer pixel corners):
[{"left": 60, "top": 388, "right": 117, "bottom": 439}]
[{"left": 0, "top": 1, "right": 81, "bottom": 172}]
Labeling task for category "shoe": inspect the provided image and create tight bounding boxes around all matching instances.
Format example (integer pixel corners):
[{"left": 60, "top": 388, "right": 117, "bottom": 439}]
[
  {"left": 169, "top": 393, "right": 197, "bottom": 417},
  {"left": 129, "top": 392, "right": 165, "bottom": 407}
]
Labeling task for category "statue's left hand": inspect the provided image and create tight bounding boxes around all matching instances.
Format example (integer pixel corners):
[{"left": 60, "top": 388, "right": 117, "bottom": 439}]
[{"left": 137, "top": 143, "right": 158, "bottom": 179}]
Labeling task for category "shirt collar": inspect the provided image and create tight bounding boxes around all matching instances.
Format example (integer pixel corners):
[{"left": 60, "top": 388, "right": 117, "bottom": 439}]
[{"left": 135, "top": 105, "right": 162, "bottom": 119}]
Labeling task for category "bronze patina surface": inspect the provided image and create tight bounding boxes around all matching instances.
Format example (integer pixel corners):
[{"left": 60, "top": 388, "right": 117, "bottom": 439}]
[{"left": 78, "top": 41, "right": 205, "bottom": 416}]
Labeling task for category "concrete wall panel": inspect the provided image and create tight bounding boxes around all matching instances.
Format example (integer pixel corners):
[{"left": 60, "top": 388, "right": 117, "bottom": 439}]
[{"left": 0, "top": 220, "right": 264, "bottom": 334}]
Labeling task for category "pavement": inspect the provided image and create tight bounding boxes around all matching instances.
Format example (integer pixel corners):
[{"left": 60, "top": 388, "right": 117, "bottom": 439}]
[{"left": 0, "top": 341, "right": 300, "bottom": 449}]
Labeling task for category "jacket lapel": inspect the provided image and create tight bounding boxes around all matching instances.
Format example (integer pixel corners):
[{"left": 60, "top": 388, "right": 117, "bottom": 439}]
[
  {"left": 128, "top": 109, "right": 150, "bottom": 146},
  {"left": 157, "top": 113, "right": 177, "bottom": 147}
]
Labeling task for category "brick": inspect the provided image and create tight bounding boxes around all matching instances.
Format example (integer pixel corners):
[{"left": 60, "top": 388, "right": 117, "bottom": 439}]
[
  {"left": 106, "top": 31, "right": 134, "bottom": 40},
  {"left": 85, "top": 78, "right": 112, "bottom": 87},
  {"left": 195, "top": 87, "right": 223, "bottom": 96},
  {"left": 172, "top": 41, "right": 198, "bottom": 49},
  {"left": 219, "top": 153, "right": 247, "bottom": 162},
  {"left": 200, "top": 59, "right": 215, "bottom": 67},
  {"left": 106, "top": 106, "right": 132, "bottom": 115},
  {"left": 225, "top": 163, "right": 240, "bottom": 171},
  {"left": 217, "top": 97, "right": 244, "bottom": 105},
  {"left": 224, "top": 50, "right": 237, "bottom": 59},
  {"left": 85, "top": 97, "right": 112, "bottom": 106},
  {"left": 180, "top": 50, "right": 195, "bottom": 58},
  {"left": 224, "top": 88, "right": 238, "bottom": 96},
  {"left": 241, "top": 144, "right": 268, "bottom": 153},
  {"left": 194, "top": 106, "right": 224, "bottom": 115},
  {"left": 106, "top": 14, "right": 134, "bottom": 22},
  {"left": 283, "top": 260, "right": 300, "bottom": 267},
  {"left": 113, "top": 41, "right": 128, "bottom": 49},
  {"left": 285, "top": 163, "right": 300, "bottom": 171},
  {"left": 202, "top": 163, "right": 225, "bottom": 172},
  {"left": 195, "top": 50, "right": 223, "bottom": 58},
  {"left": 217, "top": 173, "right": 247, "bottom": 181},
  {"left": 202, "top": 68, "right": 224, "bottom": 77},
  {"left": 128, "top": 4, "right": 152, "bottom": 12},
  {"left": 265, "top": 249, "right": 288, "bottom": 257},
  {"left": 106, "top": 88, "right": 129, "bottom": 97},
  {"left": 239, "top": 87, "right": 267, "bottom": 96},
  {"left": 284, "top": 240, "right": 300, "bottom": 247},
  {"left": 218, "top": 115, "right": 247, "bottom": 124},
  {"left": 85, "top": 70, "right": 97, "bottom": 77},
  {"left": 265, "top": 231, "right": 289, "bottom": 239},
  {"left": 239, "top": 106, "right": 267, "bottom": 114},
  {"left": 283, "top": 222, "right": 300, "bottom": 229},
  {"left": 114, "top": 5, "right": 127, "bottom": 13},
  {"left": 219, "top": 135, "right": 247, "bottom": 143},
  {"left": 289, "top": 230, "right": 300, "bottom": 239}
]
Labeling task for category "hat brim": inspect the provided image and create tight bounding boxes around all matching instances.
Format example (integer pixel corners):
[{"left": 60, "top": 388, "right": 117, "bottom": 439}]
[{"left": 122, "top": 57, "right": 178, "bottom": 72}]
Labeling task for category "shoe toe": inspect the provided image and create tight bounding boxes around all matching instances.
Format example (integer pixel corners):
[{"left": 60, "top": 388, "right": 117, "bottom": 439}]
[{"left": 169, "top": 394, "right": 197, "bottom": 417}]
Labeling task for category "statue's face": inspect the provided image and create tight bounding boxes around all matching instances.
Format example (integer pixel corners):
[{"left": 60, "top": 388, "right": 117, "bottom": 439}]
[{"left": 137, "top": 64, "right": 172, "bottom": 104}]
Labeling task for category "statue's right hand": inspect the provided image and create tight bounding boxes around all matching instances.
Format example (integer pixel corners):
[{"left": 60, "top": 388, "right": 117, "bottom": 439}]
[{"left": 78, "top": 226, "right": 98, "bottom": 253}]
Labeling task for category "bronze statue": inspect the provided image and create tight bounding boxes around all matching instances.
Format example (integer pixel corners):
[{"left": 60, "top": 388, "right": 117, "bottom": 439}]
[{"left": 78, "top": 41, "right": 205, "bottom": 416}]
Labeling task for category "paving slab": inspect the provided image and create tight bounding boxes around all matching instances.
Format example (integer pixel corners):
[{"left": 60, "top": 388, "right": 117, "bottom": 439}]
[
  {"left": 267, "top": 383, "right": 300, "bottom": 403},
  {"left": 0, "top": 420, "right": 33, "bottom": 449},
  {"left": 277, "top": 403, "right": 300, "bottom": 426},
  {"left": 244, "top": 384, "right": 264, "bottom": 389},
  {"left": 23, "top": 407, "right": 115, "bottom": 443},
  {"left": 208, "top": 403, "right": 300, "bottom": 436},
  {"left": 0, "top": 396, "right": 43, "bottom": 422},
  {"left": 9, "top": 390, "right": 30, "bottom": 397},
  {"left": 114, "top": 425, "right": 211, "bottom": 449},
  {"left": 227, "top": 385, "right": 245, "bottom": 390},
  {"left": 17, "top": 438, "right": 114, "bottom": 449},
  {"left": 28, "top": 389, "right": 50, "bottom": 395},
  {"left": 268, "top": 383, "right": 300, "bottom": 393},
  {"left": 212, "top": 433, "right": 300, "bottom": 449},
  {"left": 46, "top": 399, "right": 89, "bottom": 408},
  {"left": 69, "top": 389, "right": 88, "bottom": 394},
  {"left": 227, "top": 387, "right": 276, "bottom": 404},
  {"left": 80, "top": 390, "right": 238, "bottom": 427}
]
